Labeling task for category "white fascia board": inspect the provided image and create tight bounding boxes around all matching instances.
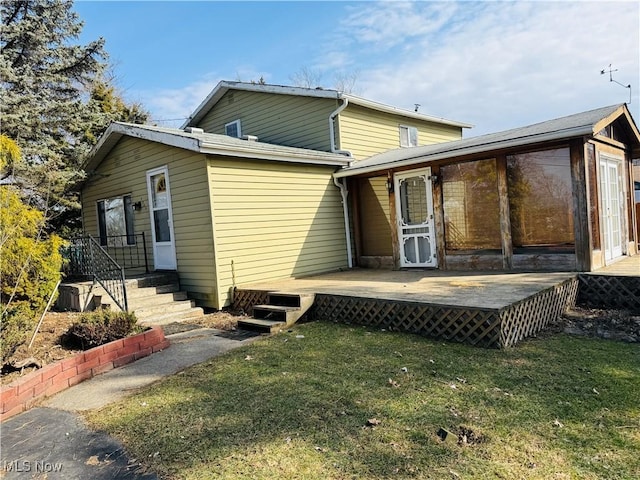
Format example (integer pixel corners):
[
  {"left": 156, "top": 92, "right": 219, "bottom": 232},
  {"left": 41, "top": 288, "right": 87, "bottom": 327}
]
[
  {"left": 182, "top": 81, "right": 342, "bottom": 129},
  {"left": 344, "top": 94, "right": 473, "bottom": 129},
  {"left": 334, "top": 126, "right": 591, "bottom": 178},
  {"left": 84, "top": 123, "right": 201, "bottom": 172},
  {"left": 199, "top": 142, "right": 351, "bottom": 166}
]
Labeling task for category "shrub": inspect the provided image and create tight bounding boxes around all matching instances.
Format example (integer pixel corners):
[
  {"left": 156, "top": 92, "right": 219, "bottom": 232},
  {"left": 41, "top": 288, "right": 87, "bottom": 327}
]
[
  {"left": 62, "top": 310, "right": 141, "bottom": 350},
  {"left": 0, "top": 186, "right": 64, "bottom": 364}
]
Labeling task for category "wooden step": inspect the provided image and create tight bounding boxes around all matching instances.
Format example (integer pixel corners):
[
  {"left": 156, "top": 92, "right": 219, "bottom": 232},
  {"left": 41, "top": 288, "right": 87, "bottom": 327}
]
[
  {"left": 236, "top": 291, "right": 316, "bottom": 334},
  {"left": 237, "top": 318, "right": 286, "bottom": 334},
  {"left": 253, "top": 304, "right": 301, "bottom": 323}
]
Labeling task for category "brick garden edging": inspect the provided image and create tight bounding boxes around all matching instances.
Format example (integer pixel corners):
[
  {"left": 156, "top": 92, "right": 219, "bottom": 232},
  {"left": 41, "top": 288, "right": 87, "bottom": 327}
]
[{"left": 0, "top": 326, "right": 169, "bottom": 421}]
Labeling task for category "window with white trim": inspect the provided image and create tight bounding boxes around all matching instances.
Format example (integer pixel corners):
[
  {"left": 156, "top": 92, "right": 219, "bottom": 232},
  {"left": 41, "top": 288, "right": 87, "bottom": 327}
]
[
  {"left": 399, "top": 125, "right": 418, "bottom": 147},
  {"left": 225, "top": 119, "right": 242, "bottom": 138},
  {"left": 97, "top": 195, "right": 135, "bottom": 246}
]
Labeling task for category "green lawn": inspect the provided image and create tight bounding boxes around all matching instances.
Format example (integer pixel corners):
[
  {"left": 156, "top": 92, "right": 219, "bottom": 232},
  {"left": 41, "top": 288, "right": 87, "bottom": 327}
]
[{"left": 86, "top": 322, "right": 640, "bottom": 480}]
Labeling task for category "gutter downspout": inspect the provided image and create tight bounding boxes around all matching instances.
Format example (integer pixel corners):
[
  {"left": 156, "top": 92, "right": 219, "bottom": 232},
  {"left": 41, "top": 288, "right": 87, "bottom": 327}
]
[
  {"left": 329, "top": 95, "right": 354, "bottom": 268},
  {"left": 333, "top": 175, "right": 353, "bottom": 268},
  {"left": 329, "top": 96, "right": 351, "bottom": 156}
]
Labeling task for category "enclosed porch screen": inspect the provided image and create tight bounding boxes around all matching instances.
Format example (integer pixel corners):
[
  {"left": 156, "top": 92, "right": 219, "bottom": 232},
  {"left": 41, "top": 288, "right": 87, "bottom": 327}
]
[
  {"left": 507, "top": 148, "right": 574, "bottom": 249},
  {"left": 442, "top": 159, "right": 501, "bottom": 251}
]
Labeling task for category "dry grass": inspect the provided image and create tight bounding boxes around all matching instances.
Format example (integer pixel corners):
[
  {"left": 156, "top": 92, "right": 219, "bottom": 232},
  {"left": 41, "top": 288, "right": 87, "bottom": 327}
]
[{"left": 86, "top": 322, "right": 640, "bottom": 479}]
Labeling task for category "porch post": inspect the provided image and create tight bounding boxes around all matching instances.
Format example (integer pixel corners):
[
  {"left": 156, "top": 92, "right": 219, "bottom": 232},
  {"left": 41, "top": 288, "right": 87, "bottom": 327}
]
[
  {"left": 388, "top": 170, "right": 401, "bottom": 269},
  {"left": 496, "top": 155, "right": 513, "bottom": 269},
  {"left": 432, "top": 165, "right": 447, "bottom": 269},
  {"left": 570, "top": 139, "right": 591, "bottom": 271}
]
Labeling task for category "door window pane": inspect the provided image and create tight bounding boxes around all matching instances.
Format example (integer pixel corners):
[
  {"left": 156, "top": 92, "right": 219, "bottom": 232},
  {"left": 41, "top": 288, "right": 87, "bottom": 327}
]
[
  {"left": 151, "top": 173, "right": 168, "bottom": 209},
  {"left": 399, "top": 176, "right": 428, "bottom": 225},
  {"left": 153, "top": 209, "right": 171, "bottom": 242},
  {"left": 507, "top": 148, "right": 574, "bottom": 248},
  {"left": 442, "top": 159, "right": 501, "bottom": 250}
]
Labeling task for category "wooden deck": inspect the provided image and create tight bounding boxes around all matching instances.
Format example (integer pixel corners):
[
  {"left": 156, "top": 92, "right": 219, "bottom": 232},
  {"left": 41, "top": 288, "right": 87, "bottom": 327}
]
[
  {"left": 238, "top": 269, "right": 577, "bottom": 310},
  {"left": 578, "top": 255, "right": 640, "bottom": 312},
  {"left": 591, "top": 255, "right": 640, "bottom": 276},
  {"left": 234, "top": 256, "right": 639, "bottom": 348},
  {"left": 234, "top": 269, "right": 581, "bottom": 348}
]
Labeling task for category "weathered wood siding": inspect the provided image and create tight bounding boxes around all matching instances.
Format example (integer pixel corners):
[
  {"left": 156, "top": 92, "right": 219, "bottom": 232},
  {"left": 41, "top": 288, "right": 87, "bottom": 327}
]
[
  {"left": 338, "top": 104, "right": 463, "bottom": 160},
  {"left": 357, "top": 176, "right": 393, "bottom": 256},
  {"left": 196, "top": 90, "right": 338, "bottom": 152},
  {"left": 208, "top": 158, "right": 348, "bottom": 307},
  {"left": 81, "top": 137, "right": 219, "bottom": 307}
]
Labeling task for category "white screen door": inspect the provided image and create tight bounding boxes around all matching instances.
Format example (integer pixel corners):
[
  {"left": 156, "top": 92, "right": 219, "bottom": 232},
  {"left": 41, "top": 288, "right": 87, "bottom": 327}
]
[
  {"left": 599, "top": 157, "right": 623, "bottom": 262},
  {"left": 395, "top": 168, "right": 437, "bottom": 267},
  {"left": 147, "top": 166, "right": 177, "bottom": 270}
]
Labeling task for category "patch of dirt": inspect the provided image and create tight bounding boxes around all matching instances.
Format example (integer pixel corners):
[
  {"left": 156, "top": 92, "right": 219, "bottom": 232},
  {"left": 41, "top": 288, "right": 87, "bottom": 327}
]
[
  {"left": 546, "top": 306, "right": 640, "bottom": 343},
  {"left": 161, "top": 309, "right": 247, "bottom": 336},
  {"left": 1, "top": 310, "right": 250, "bottom": 385},
  {"left": 1, "top": 311, "right": 83, "bottom": 385}
]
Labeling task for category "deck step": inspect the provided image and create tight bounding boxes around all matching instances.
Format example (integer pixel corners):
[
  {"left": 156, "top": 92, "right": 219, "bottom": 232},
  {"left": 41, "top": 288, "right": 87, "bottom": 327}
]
[
  {"left": 237, "top": 318, "right": 286, "bottom": 334},
  {"left": 236, "top": 292, "right": 315, "bottom": 334},
  {"left": 253, "top": 304, "right": 301, "bottom": 323}
]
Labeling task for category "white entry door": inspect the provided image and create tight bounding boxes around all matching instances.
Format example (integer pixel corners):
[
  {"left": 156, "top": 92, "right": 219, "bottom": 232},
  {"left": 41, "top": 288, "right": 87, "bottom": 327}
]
[
  {"left": 147, "top": 166, "right": 177, "bottom": 270},
  {"left": 395, "top": 168, "right": 437, "bottom": 267},
  {"left": 599, "top": 156, "right": 623, "bottom": 262}
]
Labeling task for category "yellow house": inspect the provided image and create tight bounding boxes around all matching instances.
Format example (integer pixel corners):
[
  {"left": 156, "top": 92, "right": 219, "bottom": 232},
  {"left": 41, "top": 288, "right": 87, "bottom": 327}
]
[
  {"left": 81, "top": 123, "right": 350, "bottom": 309},
  {"left": 183, "top": 81, "right": 472, "bottom": 160},
  {"left": 79, "top": 83, "right": 469, "bottom": 309}
]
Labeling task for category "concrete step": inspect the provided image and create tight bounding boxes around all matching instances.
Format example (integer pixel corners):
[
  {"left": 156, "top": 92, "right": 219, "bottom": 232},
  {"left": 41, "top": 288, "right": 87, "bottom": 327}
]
[
  {"left": 125, "top": 272, "right": 179, "bottom": 289},
  {"left": 237, "top": 318, "right": 286, "bottom": 334},
  {"left": 128, "top": 291, "right": 189, "bottom": 308},
  {"left": 137, "top": 307, "right": 205, "bottom": 326},
  {"left": 125, "top": 283, "right": 181, "bottom": 299},
  {"left": 132, "top": 300, "right": 200, "bottom": 320}
]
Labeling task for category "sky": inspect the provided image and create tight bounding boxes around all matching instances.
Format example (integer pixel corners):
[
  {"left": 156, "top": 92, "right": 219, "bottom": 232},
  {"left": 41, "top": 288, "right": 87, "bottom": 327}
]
[{"left": 74, "top": 0, "right": 640, "bottom": 136}]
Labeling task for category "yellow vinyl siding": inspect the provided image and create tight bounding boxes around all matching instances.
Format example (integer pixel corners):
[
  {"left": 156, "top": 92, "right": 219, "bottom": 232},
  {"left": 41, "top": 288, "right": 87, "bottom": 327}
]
[
  {"left": 81, "top": 137, "right": 219, "bottom": 307},
  {"left": 357, "top": 176, "right": 393, "bottom": 256},
  {"left": 338, "top": 104, "right": 463, "bottom": 160},
  {"left": 208, "top": 158, "right": 348, "bottom": 307},
  {"left": 197, "top": 90, "right": 338, "bottom": 151}
]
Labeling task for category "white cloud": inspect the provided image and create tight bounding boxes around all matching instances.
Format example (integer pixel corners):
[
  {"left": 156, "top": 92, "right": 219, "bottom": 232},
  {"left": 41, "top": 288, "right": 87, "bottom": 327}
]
[{"left": 332, "top": 1, "right": 640, "bottom": 135}]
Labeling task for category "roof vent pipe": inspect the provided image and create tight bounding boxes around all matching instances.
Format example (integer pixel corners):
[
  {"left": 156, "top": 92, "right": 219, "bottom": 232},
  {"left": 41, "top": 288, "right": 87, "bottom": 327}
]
[
  {"left": 242, "top": 135, "right": 259, "bottom": 142},
  {"left": 184, "top": 127, "right": 204, "bottom": 134}
]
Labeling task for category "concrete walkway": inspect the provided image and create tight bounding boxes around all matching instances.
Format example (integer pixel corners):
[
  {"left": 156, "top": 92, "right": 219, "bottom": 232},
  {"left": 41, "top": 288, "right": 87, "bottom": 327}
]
[{"left": 0, "top": 328, "right": 261, "bottom": 479}]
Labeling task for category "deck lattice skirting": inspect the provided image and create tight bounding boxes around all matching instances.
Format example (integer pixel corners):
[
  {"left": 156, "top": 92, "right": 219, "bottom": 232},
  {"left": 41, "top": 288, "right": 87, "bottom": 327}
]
[
  {"left": 576, "top": 274, "right": 640, "bottom": 313},
  {"left": 234, "top": 278, "right": 579, "bottom": 348},
  {"left": 310, "top": 295, "right": 502, "bottom": 347},
  {"left": 498, "top": 278, "right": 578, "bottom": 347},
  {"left": 233, "top": 289, "right": 270, "bottom": 316}
]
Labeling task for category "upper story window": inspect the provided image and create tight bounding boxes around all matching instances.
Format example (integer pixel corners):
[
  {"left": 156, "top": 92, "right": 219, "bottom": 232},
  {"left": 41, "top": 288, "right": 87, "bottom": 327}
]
[
  {"left": 225, "top": 119, "right": 242, "bottom": 138},
  {"left": 97, "top": 195, "right": 135, "bottom": 247},
  {"left": 399, "top": 125, "right": 418, "bottom": 147}
]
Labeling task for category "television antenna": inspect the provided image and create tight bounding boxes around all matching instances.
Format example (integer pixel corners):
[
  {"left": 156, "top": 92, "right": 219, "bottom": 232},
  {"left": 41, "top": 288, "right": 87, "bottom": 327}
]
[{"left": 601, "top": 64, "right": 632, "bottom": 104}]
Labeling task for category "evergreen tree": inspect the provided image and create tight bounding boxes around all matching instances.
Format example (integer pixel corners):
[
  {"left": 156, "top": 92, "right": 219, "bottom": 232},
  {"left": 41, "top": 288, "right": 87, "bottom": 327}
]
[{"left": 1, "top": 1, "right": 148, "bottom": 232}]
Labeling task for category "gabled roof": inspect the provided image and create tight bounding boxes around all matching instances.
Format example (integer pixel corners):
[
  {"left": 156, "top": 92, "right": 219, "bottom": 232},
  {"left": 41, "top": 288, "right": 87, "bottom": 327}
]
[
  {"left": 83, "top": 122, "right": 352, "bottom": 173},
  {"left": 335, "top": 104, "right": 640, "bottom": 178},
  {"left": 182, "top": 80, "right": 473, "bottom": 130}
]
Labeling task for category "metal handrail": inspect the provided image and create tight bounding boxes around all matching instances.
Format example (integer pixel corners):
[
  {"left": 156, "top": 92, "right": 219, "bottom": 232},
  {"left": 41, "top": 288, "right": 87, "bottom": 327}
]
[
  {"left": 63, "top": 235, "right": 128, "bottom": 311},
  {"left": 96, "top": 233, "right": 149, "bottom": 273}
]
